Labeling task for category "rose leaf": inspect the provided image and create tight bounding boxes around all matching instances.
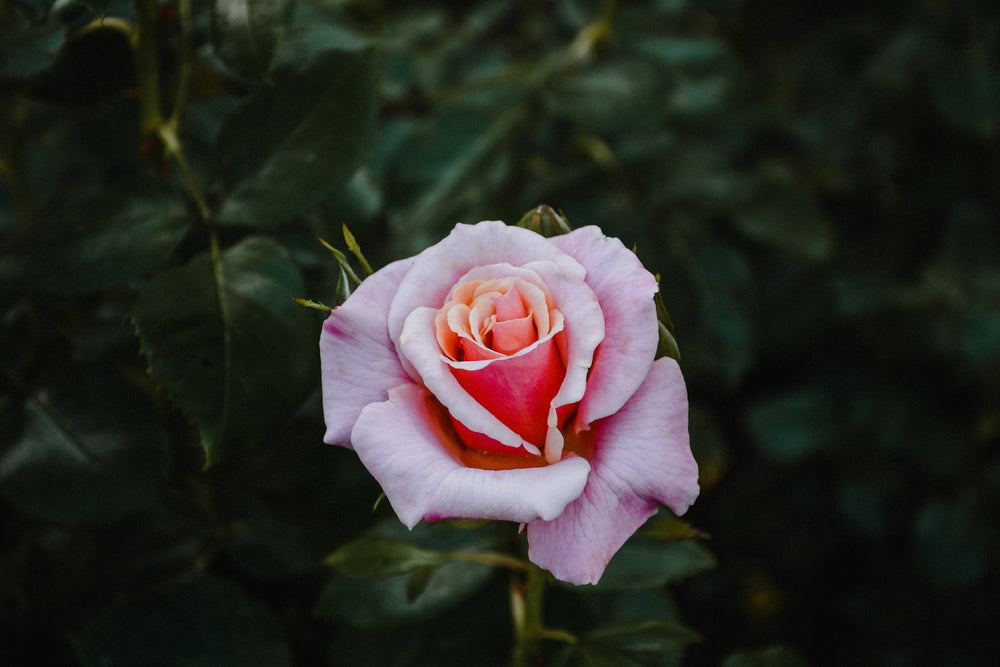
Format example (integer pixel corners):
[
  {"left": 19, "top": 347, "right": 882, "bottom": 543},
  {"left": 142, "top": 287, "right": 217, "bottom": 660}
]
[
  {"left": 0, "top": 365, "right": 169, "bottom": 527},
  {"left": 131, "top": 236, "right": 316, "bottom": 465},
  {"left": 215, "top": 48, "right": 377, "bottom": 228}
]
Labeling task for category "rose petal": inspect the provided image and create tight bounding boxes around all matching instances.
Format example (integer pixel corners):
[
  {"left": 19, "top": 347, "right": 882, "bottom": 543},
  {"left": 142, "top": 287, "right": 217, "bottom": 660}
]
[
  {"left": 525, "top": 358, "right": 699, "bottom": 584},
  {"left": 450, "top": 327, "right": 565, "bottom": 447},
  {"left": 320, "top": 258, "right": 415, "bottom": 448},
  {"left": 490, "top": 313, "right": 536, "bottom": 355},
  {"left": 490, "top": 283, "right": 530, "bottom": 321},
  {"left": 387, "top": 222, "right": 584, "bottom": 361},
  {"left": 520, "top": 259, "right": 605, "bottom": 417},
  {"left": 445, "top": 260, "right": 605, "bottom": 460},
  {"left": 400, "top": 307, "right": 528, "bottom": 449},
  {"left": 549, "top": 226, "right": 659, "bottom": 430},
  {"left": 352, "top": 382, "right": 592, "bottom": 526},
  {"left": 454, "top": 264, "right": 556, "bottom": 338}
]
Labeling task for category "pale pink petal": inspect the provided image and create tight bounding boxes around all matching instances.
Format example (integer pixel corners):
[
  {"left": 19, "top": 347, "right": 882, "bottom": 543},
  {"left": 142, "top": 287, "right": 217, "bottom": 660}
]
[
  {"left": 526, "top": 358, "right": 699, "bottom": 584},
  {"left": 521, "top": 259, "right": 605, "bottom": 414},
  {"left": 320, "top": 258, "right": 415, "bottom": 448},
  {"left": 387, "top": 222, "right": 583, "bottom": 356},
  {"left": 529, "top": 470, "right": 659, "bottom": 585},
  {"left": 352, "top": 383, "right": 592, "bottom": 527},
  {"left": 550, "top": 226, "right": 660, "bottom": 430}
]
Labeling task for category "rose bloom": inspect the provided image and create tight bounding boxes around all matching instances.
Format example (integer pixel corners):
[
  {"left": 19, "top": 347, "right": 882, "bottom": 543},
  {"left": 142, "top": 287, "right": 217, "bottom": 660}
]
[{"left": 320, "top": 220, "right": 699, "bottom": 585}]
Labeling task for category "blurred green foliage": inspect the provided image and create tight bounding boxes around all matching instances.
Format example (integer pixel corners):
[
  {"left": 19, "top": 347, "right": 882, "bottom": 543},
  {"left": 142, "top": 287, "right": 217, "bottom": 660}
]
[{"left": 2, "top": 0, "right": 999, "bottom": 665}]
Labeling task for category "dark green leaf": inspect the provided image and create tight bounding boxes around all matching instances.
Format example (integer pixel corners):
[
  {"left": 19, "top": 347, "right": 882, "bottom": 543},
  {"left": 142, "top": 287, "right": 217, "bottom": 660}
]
[
  {"left": 4, "top": 0, "right": 55, "bottom": 24},
  {"left": 0, "top": 366, "right": 169, "bottom": 526},
  {"left": 325, "top": 537, "right": 451, "bottom": 578},
  {"left": 216, "top": 49, "right": 377, "bottom": 227},
  {"left": 930, "top": 44, "right": 1000, "bottom": 136},
  {"left": 543, "top": 56, "right": 675, "bottom": 135},
  {"left": 721, "top": 644, "right": 809, "bottom": 667},
  {"left": 0, "top": 177, "right": 189, "bottom": 295},
  {"left": 0, "top": 18, "right": 65, "bottom": 81},
  {"left": 272, "top": 1, "right": 372, "bottom": 69},
  {"left": 733, "top": 164, "right": 836, "bottom": 262},
  {"left": 566, "top": 645, "right": 648, "bottom": 667},
  {"left": 315, "top": 520, "right": 501, "bottom": 627},
  {"left": 745, "top": 385, "right": 840, "bottom": 463},
  {"left": 385, "top": 104, "right": 524, "bottom": 248},
  {"left": 586, "top": 618, "right": 701, "bottom": 654},
  {"left": 212, "top": 0, "right": 294, "bottom": 80},
  {"left": 131, "top": 236, "right": 316, "bottom": 465},
  {"left": 315, "top": 558, "right": 494, "bottom": 628},
  {"left": 405, "top": 564, "right": 440, "bottom": 602},
  {"left": 592, "top": 538, "right": 715, "bottom": 591},
  {"left": 566, "top": 618, "right": 701, "bottom": 667},
  {"left": 634, "top": 37, "right": 731, "bottom": 71},
  {"left": 681, "top": 241, "right": 755, "bottom": 389},
  {"left": 73, "top": 574, "right": 292, "bottom": 667},
  {"left": 913, "top": 500, "right": 991, "bottom": 589}
]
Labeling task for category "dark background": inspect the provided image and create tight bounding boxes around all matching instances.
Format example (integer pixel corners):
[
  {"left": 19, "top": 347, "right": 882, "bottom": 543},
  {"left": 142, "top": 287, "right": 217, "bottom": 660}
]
[{"left": 2, "top": 0, "right": 998, "bottom": 665}]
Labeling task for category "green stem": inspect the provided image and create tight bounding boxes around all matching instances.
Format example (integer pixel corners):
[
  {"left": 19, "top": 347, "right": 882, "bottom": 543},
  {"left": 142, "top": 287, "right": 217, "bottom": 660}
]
[
  {"left": 508, "top": 563, "right": 579, "bottom": 666},
  {"left": 169, "top": 0, "right": 195, "bottom": 127},
  {"left": 131, "top": 0, "right": 213, "bottom": 230},
  {"left": 509, "top": 563, "right": 547, "bottom": 666},
  {"left": 160, "top": 124, "right": 212, "bottom": 222},
  {"left": 452, "top": 551, "right": 532, "bottom": 572},
  {"left": 132, "top": 0, "right": 163, "bottom": 141}
]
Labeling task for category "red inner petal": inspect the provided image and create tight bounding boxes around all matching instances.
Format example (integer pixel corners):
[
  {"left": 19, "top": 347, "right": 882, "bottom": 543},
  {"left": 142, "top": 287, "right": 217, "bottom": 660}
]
[{"left": 450, "top": 335, "right": 564, "bottom": 448}]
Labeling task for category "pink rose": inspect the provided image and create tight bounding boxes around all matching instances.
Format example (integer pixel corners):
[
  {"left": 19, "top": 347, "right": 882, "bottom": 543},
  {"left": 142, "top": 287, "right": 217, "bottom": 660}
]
[{"left": 320, "top": 219, "right": 699, "bottom": 585}]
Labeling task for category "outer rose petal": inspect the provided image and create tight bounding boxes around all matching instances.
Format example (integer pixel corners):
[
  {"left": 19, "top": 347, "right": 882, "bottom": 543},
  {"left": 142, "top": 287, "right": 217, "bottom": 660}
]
[
  {"left": 320, "top": 258, "right": 414, "bottom": 448},
  {"left": 550, "top": 227, "right": 659, "bottom": 430},
  {"left": 526, "top": 357, "right": 699, "bottom": 585},
  {"left": 352, "top": 383, "right": 592, "bottom": 527}
]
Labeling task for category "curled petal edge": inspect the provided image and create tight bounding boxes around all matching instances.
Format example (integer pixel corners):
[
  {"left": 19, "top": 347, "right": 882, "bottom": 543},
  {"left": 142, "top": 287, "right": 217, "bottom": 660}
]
[
  {"left": 351, "top": 382, "right": 592, "bottom": 527},
  {"left": 526, "top": 357, "right": 699, "bottom": 584},
  {"left": 549, "top": 226, "right": 659, "bottom": 431},
  {"left": 320, "top": 258, "right": 415, "bottom": 448}
]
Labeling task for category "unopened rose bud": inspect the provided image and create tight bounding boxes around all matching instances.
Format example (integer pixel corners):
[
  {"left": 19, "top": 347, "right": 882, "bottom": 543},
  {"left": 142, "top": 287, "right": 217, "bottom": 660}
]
[{"left": 516, "top": 205, "right": 573, "bottom": 237}]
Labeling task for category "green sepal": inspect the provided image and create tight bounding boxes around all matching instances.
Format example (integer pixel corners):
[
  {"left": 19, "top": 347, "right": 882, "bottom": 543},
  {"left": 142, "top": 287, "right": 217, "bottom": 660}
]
[
  {"left": 654, "top": 282, "right": 681, "bottom": 362},
  {"left": 342, "top": 223, "right": 374, "bottom": 276},
  {"left": 292, "top": 297, "right": 333, "bottom": 313},
  {"left": 639, "top": 514, "right": 711, "bottom": 542}
]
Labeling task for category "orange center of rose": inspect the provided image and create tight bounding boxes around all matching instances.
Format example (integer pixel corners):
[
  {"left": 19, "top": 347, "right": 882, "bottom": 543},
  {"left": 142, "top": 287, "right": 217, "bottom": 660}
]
[
  {"left": 434, "top": 277, "right": 567, "bottom": 466},
  {"left": 435, "top": 277, "right": 554, "bottom": 361}
]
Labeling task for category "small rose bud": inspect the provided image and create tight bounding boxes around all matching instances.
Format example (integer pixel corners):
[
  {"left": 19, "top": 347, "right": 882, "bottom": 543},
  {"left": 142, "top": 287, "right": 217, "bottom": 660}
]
[{"left": 516, "top": 205, "right": 573, "bottom": 237}]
